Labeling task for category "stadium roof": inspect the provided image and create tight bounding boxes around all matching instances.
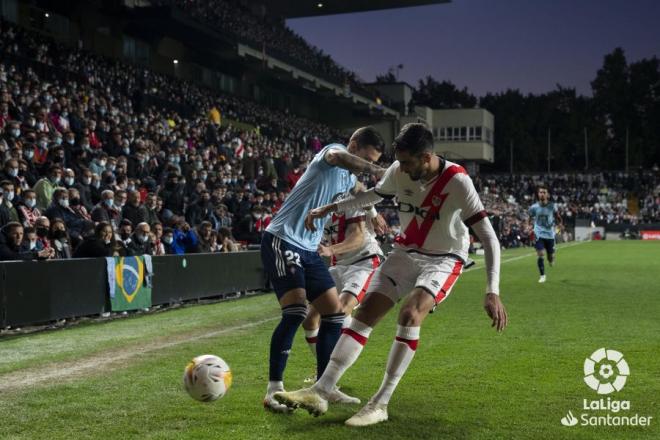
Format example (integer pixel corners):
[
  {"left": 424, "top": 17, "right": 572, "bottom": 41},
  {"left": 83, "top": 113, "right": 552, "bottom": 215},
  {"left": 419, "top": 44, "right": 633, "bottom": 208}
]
[{"left": 255, "top": 1, "right": 450, "bottom": 19}]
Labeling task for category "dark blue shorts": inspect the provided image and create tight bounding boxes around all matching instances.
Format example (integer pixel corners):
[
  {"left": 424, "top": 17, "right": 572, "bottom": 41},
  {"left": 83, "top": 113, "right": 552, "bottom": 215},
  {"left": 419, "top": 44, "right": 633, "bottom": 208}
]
[
  {"left": 260, "top": 232, "right": 335, "bottom": 302},
  {"left": 535, "top": 238, "right": 555, "bottom": 254}
]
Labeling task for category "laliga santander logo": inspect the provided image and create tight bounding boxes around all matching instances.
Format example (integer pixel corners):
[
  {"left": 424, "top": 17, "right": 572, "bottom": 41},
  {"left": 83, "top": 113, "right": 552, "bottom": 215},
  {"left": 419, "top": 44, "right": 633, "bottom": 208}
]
[{"left": 583, "top": 348, "right": 630, "bottom": 395}]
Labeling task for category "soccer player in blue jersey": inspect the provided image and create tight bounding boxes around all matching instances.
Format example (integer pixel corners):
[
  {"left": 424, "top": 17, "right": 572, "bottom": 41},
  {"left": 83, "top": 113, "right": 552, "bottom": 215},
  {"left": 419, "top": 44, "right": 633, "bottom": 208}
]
[
  {"left": 261, "top": 127, "right": 385, "bottom": 412},
  {"left": 528, "top": 186, "right": 562, "bottom": 283}
]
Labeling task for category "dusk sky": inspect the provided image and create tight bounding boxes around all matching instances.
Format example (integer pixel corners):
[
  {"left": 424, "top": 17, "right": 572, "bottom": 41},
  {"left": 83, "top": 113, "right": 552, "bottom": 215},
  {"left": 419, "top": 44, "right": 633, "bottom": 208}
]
[{"left": 287, "top": 0, "right": 660, "bottom": 97}]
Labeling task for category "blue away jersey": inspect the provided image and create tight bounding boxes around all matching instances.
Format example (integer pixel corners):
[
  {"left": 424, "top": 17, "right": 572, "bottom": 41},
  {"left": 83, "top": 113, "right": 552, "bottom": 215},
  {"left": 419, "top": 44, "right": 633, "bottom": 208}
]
[
  {"left": 266, "top": 144, "right": 357, "bottom": 251},
  {"left": 529, "top": 202, "right": 557, "bottom": 239}
]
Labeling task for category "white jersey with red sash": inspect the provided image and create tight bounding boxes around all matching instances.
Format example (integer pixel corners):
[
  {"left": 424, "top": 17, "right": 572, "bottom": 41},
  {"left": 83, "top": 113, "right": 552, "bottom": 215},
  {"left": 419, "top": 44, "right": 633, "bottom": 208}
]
[{"left": 375, "top": 159, "right": 488, "bottom": 262}]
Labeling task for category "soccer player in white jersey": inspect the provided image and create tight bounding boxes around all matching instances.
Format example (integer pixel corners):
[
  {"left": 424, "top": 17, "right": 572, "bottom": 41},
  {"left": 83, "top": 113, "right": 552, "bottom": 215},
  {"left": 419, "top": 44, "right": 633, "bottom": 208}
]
[
  {"left": 275, "top": 123, "right": 508, "bottom": 426},
  {"left": 302, "top": 198, "right": 384, "bottom": 362}
]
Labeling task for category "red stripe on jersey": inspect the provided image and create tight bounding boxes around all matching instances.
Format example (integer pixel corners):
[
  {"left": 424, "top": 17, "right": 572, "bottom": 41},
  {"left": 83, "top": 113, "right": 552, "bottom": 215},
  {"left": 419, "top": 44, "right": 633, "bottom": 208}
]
[
  {"left": 341, "top": 327, "right": 368, "bottom": 345},
  {"left": 395, "top": 336, "right": 419, "bottom": 351},
  {"left": 435, "top": 260, "right": 463, "bottom": 303},
  {"left": 464, "top": 210, "right": 488, "bottom": 226},
  {"left": 397, "top": 165, "right": 467, "bottom": 248},
  {"left": 305, "top": 337, "right": 318, "bottom": 344}
]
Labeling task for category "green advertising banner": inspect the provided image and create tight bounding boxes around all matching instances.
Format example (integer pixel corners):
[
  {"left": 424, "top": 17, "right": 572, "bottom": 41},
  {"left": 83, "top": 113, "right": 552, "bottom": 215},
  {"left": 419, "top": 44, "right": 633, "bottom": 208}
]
[{"left": 106, "top": 256, "right": 153, "bottom": 311}]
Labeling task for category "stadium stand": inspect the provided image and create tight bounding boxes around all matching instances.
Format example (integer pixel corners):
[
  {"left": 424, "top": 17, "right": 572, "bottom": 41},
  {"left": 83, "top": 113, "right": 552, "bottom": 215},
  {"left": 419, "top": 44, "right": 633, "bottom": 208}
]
[{"left": 0, "top": 17, "right": 659, "bottom": 262}]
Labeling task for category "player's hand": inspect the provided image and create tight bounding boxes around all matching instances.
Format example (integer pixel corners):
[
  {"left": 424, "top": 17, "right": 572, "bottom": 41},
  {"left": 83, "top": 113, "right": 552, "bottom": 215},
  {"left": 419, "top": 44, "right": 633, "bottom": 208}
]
[
  {"left": 304, "top": 205, "right": 332, "bottom": 231},
  {"left": 484, "top": 293, "right": 508, "bottom": 332},
  {"left": 317, "top": 244, "right": 334, "bottom": 258},
  {"left": 371, "top": 214, "right": 388, "bottom": 235}
]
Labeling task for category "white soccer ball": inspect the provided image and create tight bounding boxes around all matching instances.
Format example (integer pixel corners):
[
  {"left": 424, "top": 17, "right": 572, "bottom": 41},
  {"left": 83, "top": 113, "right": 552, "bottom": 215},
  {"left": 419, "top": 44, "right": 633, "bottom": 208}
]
[{"left": 183, "top": 354, "right": 232, "bottom": 402}]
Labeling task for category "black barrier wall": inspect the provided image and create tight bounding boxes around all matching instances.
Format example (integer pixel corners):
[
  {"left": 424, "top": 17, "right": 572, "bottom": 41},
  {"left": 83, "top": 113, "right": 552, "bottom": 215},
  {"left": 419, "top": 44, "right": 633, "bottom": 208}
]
[{"left": 0, "top": 252, "right": 267, "bottom": 328}]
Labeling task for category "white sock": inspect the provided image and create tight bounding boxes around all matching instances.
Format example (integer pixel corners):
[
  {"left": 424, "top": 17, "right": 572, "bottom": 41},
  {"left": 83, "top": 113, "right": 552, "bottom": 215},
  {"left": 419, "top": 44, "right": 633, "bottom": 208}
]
[
  {"left": 342, "top": 314, "right": 353, "bottom": 329},
  {"left": 267, "top": 380, "right": 284, "bottom": 395},
  {"left": 304, "top": 328, "right": 318, "bottom": 358},
  {"left": 371, "top": 325, "right": 420, "bottom": 405},
  {"left": 313, "top": 319, "right": 372, "bottom": 395}
]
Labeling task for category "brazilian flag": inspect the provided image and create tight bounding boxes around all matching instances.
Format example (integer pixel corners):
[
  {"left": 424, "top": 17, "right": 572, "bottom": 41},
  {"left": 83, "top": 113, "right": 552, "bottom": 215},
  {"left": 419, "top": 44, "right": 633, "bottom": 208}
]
[{"left": 106, "top": 256, "right": 153, "bottom": 311}]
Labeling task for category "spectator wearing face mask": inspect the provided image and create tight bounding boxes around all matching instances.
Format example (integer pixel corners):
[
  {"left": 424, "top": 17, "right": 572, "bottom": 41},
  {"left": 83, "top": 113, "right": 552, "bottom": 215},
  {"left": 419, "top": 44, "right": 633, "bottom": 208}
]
[
  {"left": 68, "top": 187, "right": 91, "bottom": 222},
  {"left": 144, "top": 192, "right": 160, "bottom": 225},
  {"left": 1, "top": 158, "right": 21, "bottom": 188},
  {"left": 122, "top": 190, "right": 148, "bottom": 227},
  {"left": 73, "top": 221, "right": 117, "bottom": 258},
  {"left": 16, "top": 188, "right": 41, "bottom": 227},
  {"left": 49, "top": 218, "right": 72, "bottom": 259},
  {"left": 44, "top": 188, "right": 85, "bottom": 237},
  {"left": 62, "top": 168, "right": 76, "bottom": 189},
  {"left": 0, "top": 222, "right": 53, "bottom": 261},
  {"left": 161, "top": 227, "right": 176, "bottom": 255},
  {"left": 0, "top": 180, "right": 19, "bottom": 222},
  {"left": 127, "top": 222, "right": 153, "bottom": 256},
  {"left": 89, "top": 153, "right": 108, "bottom": 176},
  {"left": 234, "top": 205, "right": 264, "bottom": 245},
  {"left": 74, "top": 168, "right": 95, "bottom": 211},
  {"left": 34, "top": 216, "right": 52, "bottom": 251},
  {"left": 33, "top": 165, "right": 62, "bottom": 211},
  {"left": 91, "top": 190, "right": 120, "bottom": 229},
  {"left": 20, "top": 148, "right": 39, "bottom": 186},
  {"left": 118, "top": 219, "right": 133, "bottom": 248},
  {"left": 20, "top": 226, "right": 43, "bottom": 253}
]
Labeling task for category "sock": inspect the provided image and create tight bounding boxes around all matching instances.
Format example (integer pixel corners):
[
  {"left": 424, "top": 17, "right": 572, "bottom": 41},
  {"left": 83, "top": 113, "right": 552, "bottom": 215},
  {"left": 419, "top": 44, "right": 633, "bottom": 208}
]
[
  {"left": 537, "top": 257, "right": 545, "bottom": 275},
  {"left": 267, "top": 380, "right": 284, "bottom": 395},
  {"left": 548, "top": 253, "right": 554, "bottom": 264},
  {"left": 314, "top": 319, "right": 372, "bottom": 395},
  {"left": 371, "top": 325, "right": 420, "bottom": 405},
  {"left": 342, "top": 314, "right": 353, "bottom": 329},
  {"left": 268, "top": 304, "right": 306, "bottom": 383},
  {"left": 316, "top": 312, "right": 345, "bottom": 380},
  {"left": 304, "top": 328, "right": 318, "bottom": 358}
]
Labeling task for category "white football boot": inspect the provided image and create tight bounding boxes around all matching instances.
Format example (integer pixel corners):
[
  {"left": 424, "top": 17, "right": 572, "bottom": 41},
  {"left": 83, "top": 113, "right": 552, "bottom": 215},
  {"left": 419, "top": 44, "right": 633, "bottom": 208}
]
[
  {"left": 345, "top": 402, "right": 389, "bottom": 427},
  {"left": 273, "top": 387, "right": 328, "bottom": 416}
]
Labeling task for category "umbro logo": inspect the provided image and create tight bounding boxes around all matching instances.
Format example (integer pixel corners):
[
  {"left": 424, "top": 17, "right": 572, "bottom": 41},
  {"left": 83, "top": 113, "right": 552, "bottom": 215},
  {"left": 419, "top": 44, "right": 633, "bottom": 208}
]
[{"left": 430, "top": 280, "right": 440, "bottom": 287}]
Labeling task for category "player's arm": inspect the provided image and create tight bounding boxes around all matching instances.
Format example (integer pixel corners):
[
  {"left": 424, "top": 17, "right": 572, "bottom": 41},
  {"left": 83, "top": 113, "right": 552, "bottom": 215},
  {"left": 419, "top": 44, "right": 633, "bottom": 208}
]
[
  {"left": 325, "top": 148, "right": 386, "bottom": 179},
  {"left": 304, "top": 189, "right": 383, "bottom": 232},
  {"left": 318, "top": 219, "right": 365, "bottom": 258},
  {"left": 458, "top": 175, "right": 507, "bottom": 332}
]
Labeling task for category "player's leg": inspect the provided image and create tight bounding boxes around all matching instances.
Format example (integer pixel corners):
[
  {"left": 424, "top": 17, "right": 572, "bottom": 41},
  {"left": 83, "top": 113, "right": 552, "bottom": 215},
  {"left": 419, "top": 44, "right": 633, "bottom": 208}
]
[
  {"left": 546, "top": 239, "right": 556, "bottom": 267},
  {"left": 535, "top": 239, "right": 546, "bottom": 282},
  {"left": 274, "top": 253, "right": 410, "bottom": 415},
  {"left": 260, "top": 233, "right": 308, "bottom": 412},
  {"left": 346, "top": 256, "right": 463, "bottom": 427},
  {"left": 302, "top": 304, "right": 320, "bottom": 358}
]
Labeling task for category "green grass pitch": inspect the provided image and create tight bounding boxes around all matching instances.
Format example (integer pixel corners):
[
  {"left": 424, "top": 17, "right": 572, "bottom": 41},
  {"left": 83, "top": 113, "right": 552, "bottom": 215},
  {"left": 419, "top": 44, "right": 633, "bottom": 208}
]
[{"left": 1, "top": 241, "right": 658, "bottom": 439}]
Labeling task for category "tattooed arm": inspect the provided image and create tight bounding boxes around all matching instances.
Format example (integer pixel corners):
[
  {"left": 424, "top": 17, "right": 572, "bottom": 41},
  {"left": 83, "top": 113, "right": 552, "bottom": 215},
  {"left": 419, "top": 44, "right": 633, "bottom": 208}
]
[{"left": 325, "top": 148, "right": 385, "bottom": 179}]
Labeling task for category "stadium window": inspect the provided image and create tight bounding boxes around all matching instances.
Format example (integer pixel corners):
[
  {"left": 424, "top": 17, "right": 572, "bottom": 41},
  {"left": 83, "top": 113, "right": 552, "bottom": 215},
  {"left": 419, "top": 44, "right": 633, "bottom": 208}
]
[
  {"left": 475, "top": 126, "right": 483, "bottom": 141},
  {"left": 460, "top": 127, "right": 467, "bottom": 141},
  {"left": 439, "top": 127, "right": 446, "bottom": 141},
  {"left": 453, "top": 127, "right": 460, "bottom": 141}
]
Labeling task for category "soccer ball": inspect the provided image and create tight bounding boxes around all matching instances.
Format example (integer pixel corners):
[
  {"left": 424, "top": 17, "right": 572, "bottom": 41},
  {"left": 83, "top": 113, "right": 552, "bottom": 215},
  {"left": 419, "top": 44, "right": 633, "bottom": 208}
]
[{"left": 183, "top": 354, "right": 232, "bottom": 402}]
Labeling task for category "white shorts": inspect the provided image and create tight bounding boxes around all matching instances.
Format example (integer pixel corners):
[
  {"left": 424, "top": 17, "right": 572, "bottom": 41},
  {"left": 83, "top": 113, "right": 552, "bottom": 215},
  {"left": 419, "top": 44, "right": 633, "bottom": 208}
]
[
  {"left": 367, "top": 249, "right": 464, "bottom": 305},
  {"left": 330, "top": 255, "right": 381, "bottom": 303}
]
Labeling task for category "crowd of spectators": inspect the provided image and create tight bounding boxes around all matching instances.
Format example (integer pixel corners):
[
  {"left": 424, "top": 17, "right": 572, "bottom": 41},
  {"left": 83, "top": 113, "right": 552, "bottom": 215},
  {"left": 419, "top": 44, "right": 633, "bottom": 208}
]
[
  {"left": 1, "top": 19, "right": 659, "bottom": 261},
  {"left": 0, "top": 19, "right": 341, "bottom": 261},
  {"left": 474, "top": 168, "right": 660, "bottom": 248},
  {"left": 162, "top": 0, "right": 364, "bottom": 90}
]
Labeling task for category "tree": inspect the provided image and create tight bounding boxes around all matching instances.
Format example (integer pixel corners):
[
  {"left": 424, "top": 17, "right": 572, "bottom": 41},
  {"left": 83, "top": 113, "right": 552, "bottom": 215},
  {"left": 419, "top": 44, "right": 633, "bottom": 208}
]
[{"left": 412, "top": 76, "right": 477, "bottom": 109}]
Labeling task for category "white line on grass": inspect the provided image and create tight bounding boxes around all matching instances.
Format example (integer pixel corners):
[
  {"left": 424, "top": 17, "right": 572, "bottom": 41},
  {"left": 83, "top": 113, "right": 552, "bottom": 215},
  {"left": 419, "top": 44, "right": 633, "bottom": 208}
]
[
  {"left": 463, "top": 240, "right": 588, "bottom": 273},
  {"left": 0, "top": 241, "right": 590, "bottom": 392},
  {"left": 0, "top": 316, "right": 279, "bottom": 392}
]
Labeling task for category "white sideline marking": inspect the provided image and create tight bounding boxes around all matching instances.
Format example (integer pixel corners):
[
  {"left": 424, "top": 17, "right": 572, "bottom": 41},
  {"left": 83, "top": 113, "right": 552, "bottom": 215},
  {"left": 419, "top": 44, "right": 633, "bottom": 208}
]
[
  {"left": 0, "top": 317, "right": 278, "bottom": 392},
  {"left": 0, "top": 241, "right": 590, "bottom": 392},
  {"left": 463, "top": 240, "right": 588, "bottom": 273}
]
